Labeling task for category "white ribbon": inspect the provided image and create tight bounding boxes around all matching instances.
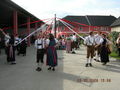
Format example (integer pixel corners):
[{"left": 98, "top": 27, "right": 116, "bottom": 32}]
[
  {"left": 58, "top": 19, "right": 85, "bottom": 40},
  {"left": 15, "top": 19, "right": 52, "bottom": 46}
]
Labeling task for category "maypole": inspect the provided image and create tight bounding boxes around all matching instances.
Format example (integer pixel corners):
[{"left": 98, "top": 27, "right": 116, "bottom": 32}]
[{"left": 54, "top": 14, "right": 57, "bottom": 38}]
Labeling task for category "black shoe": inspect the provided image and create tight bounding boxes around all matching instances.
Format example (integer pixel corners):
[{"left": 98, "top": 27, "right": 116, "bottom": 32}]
[
  {"left": 94, "top": 58, "right": 96, "bottom": 61},
  {"left": 72, "top": 51, "right": 76, "bottom": 54},
  {"left": 36, "top": 67, "right": 42, "bottom": 71},
  {"left": 11, "top": 62, "right": 16, "bottom": 65},
  {"left": 52, "top": 67, "right": 55, "bottom": 71},
  {"left": 97, "top": 60, "right": 100, "bottom": 62},
  {"left": 23, "top": 54, "right": 26, "bottom": 56},
  {"left": 48, "top": 67, "right": 51, "bottom": 70},
  {"left": 89, "top": 63, "right": 93, "bottom": 67},
  {"left": 85, "top": 63, "right": 89, "bottom": 67}
]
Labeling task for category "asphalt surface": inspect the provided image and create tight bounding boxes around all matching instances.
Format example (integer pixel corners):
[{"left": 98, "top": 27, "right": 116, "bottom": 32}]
[{"left": 0, "top": 46, "right": 120, "bottom": 90}]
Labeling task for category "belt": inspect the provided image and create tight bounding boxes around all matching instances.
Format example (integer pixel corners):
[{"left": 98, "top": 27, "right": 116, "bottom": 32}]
[
  {"left": 37, "top": 48, "right": 44, "bottom": 50},
  {"left": 37, "top": 44, "right": 42, "bottom": 45}
]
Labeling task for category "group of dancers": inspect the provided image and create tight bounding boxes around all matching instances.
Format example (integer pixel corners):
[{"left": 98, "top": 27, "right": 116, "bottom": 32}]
[
  {"left": 0, "top": 28, "right": 27, "bottom": 64},
  {"left": 0, "top": 27, "right": 115, "bottom": 71},
  {"left": 84, "top": 31, "right": 111, "bottom": 67},
  {"left": 57, "top": 31, "right": 111, "bottom": 67},
  {"left": 0, "top": 28, "right": 58, "bottom": 71},
  {"left": 35, "top": 33, "right": 58, "bottom": 71}
]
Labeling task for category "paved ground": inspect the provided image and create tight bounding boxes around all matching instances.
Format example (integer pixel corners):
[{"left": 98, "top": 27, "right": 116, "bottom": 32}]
[{"left": 0, "top": 46, "right": 120, "bottom": 90}]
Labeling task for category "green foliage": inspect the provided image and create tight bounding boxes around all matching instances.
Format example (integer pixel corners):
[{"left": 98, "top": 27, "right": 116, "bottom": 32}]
[
  {"left": 110, "top": 52, "right": 120, "bottom": 59},
  {"left": 110, "top": 31, "right": 119, "bottom": 43},
  {"left": 110, "top": 31, "right": 119, "bottom": 52}
]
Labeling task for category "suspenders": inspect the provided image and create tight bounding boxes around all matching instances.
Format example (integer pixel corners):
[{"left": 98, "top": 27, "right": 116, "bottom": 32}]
[
  {"left": 88, "top": 37, "right": 95, "bottom": 45},
  {"left": 37, "top": 39, "right": 43, "bottom": 49}
]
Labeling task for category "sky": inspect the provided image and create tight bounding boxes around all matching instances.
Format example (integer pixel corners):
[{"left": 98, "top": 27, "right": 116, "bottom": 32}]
[{"left": 12, "top": 0, "right": 120, "bottom": 20}]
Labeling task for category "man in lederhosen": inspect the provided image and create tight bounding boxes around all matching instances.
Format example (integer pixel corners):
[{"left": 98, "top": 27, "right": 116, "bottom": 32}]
[
  {"left": 35, "top": 34, "right": 45, "bottom": 71},
  {"left": 71, "top": 33, "right": 77, "bottom": 54},
  {"left": 84, "top": 31, "right": 95, "bottom": 67},
  {"left": 94, "top": 31, "right": 102, "bottom": 62}
]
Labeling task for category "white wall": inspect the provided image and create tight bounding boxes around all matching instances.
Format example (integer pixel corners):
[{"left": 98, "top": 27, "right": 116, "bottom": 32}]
[{"left": 111, "top": 26, "right": 120, "bottom": 32}]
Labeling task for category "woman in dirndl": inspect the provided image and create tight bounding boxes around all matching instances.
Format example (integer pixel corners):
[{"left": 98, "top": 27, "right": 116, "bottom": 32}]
[
  {"left": 66, "top": 37, "right": 72, "bottom": 53},
  {"left": 6, "top": 35, "right": 16, "bottom": 64},
  {"left": 46, "top": 34, "right": 58, "bottom": 71},
  {"left": 100, "top": 34, "right": 110, "bottom": 65},
  {"left": 18, "top": 36, "right": 27, "bottom": 56}
]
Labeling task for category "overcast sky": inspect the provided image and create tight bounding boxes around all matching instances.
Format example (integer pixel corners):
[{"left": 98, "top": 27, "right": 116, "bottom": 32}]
[{"left": 12, "top": 0, "right": 120, "bottom": 20}]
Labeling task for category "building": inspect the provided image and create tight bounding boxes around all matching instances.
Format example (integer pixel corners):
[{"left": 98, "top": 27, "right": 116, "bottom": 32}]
[
  {"left": 0, "top": 0, "right": 43, "bottom": 46},
  {"left": 56, "top": 15, "right": 116, "bottom": 37},
  {"left": 111, "top": 16, "right": 120, "bottom": 32}
]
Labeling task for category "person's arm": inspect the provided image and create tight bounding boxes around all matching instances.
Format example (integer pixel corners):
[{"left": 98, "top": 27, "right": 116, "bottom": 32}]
[
  {"left": 0, "top": 28, "right": 6, "bottom": 36},
  {"left": 0, "top": 29, "right": 11, "bottom": 40},
  {"left": 55, "top": 39, "right": 59, "bottom": 47},
  {"left": 55, "top": 38, "right": 58, "bottom": 44},
  {"left": 95, "top": 38, "right": 103, "bottom": 48},
  {"left": 34, "top": 40, "right": 37, "bottom": 48},
  {"left": 0, "top": 28, "right": 2, "bottom": 31},
  {"left": 45, "top": 39, "right": 50, "bottom": 48},
  {"left": 5, "top": 39, "right": 9, "bottom": 47},
  {"left": 83, "top": 37, "right": 87, "bottom": 46}
]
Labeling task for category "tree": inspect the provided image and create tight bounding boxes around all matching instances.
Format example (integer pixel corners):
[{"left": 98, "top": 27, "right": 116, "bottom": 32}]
[{"left": 110, "top": 31, "right": 119, "bottom": 52}]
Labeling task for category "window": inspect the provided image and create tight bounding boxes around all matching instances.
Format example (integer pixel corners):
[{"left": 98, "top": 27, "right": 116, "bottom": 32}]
[
  {"left": 79, "top": 27, "right": 83, "bottom": 30},
  {"left": 61, "top": 35, "right": 65, "bottom": 38},
  {"left": 94, "top": 27, "right": 98, "bottom": 30},
  {"left": 100, "top": 27, "right": 104, "bottom": 31},
  {"left": 104, "top": 27, "right": 109, "bottom": 31}
]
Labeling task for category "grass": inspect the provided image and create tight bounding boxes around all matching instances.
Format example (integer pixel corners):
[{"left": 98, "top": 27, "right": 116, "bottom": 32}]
[{"left": 110, "top": 52, "right": 120, "bottom": 60}]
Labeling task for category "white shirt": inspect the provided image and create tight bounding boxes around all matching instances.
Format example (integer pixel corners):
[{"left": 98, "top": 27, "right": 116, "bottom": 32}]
[
  {"left": 35, "top": 39, "right": 45, "bottom": 49},
  {"left": 84, "top": 35, "right": 95, "bottom": 46},
  {"left": 99, "top": 38, "right": 112, "bottom": 45},
  {"left": 94, "top": 34, "right": 103, "bottom": 45},
  {"left": 99, "top": 38, "right": 104, "bottom": 44},
  {"left": 72, "top": 35, "right": 77, "bottom": 42},
  {"left": 4, "top": 35, "right": 10, "bottom": 46},
  {"left": 46, "top": 39, "right": 58, "bottom": 45},
  {"left": 15, "top": 37, "right": 21, "bottom": 45},
  {"left": 5, "top": 39, "right": 16, "bottom": 46},
  {"left": 5, "top": 35, "right": 10, "bottom": 41}
]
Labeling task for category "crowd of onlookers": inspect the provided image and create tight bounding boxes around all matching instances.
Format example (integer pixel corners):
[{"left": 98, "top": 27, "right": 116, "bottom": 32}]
[{"left": 57, "top": 34, "right": 82, "bottom": 52}]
